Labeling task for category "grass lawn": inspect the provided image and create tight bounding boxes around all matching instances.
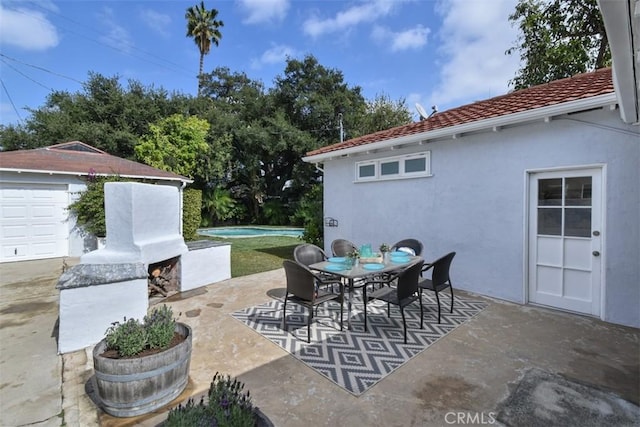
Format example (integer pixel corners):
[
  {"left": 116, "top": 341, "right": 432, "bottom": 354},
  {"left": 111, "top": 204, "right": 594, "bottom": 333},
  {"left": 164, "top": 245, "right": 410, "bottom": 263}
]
[{"left": 200, "top": 235, "right": 302, "bottom": 277}]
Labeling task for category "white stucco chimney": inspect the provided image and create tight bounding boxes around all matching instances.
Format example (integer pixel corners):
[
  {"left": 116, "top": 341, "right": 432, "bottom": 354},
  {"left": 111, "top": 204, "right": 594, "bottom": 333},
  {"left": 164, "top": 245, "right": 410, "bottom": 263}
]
[{"left": 80, "top": 182, "right": 188, "bottom": 265}]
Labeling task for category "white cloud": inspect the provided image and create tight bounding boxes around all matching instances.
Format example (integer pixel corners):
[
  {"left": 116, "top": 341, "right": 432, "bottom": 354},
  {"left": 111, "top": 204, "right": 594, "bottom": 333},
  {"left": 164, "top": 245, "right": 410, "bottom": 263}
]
[
  {"left": 428, "top": 0, "right": 520, "bottom": 109},
  {"left": 303, "top": 0, "right": 397, "bottom": 38},
  {"left": 372, "top": 24, "right": 429, "bottom": 52},
  {"left": 140, "top": 9, "right": 171, "bottom": 38},
  {"left": 98, "top": 7, "right": 134, "bottom": 54},
  {"left": 238, "top": 0, "right": 289, "bottom": 24},
  {"left": 251, "top": 44, "right": 297, "bottom": 69},
  {"left": 0, "top": 5, "right": 59, "bottom": 51}
]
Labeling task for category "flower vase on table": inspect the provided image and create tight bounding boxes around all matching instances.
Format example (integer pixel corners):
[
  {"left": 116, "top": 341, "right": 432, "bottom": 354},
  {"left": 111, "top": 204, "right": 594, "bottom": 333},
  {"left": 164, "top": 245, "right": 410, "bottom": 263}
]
[
  {"left": 379, "top": 243, "right": 390, "bottom": 262},
  {"left": 346, "top": 249, "right": 360, "bottom": 268}
]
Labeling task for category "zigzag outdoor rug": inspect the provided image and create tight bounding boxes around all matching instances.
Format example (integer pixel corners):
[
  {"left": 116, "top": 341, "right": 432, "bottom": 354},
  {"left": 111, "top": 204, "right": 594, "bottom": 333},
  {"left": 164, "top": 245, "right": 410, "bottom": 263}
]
[{"left": 232, "top": 292, "right": 487, "bottom": 395}]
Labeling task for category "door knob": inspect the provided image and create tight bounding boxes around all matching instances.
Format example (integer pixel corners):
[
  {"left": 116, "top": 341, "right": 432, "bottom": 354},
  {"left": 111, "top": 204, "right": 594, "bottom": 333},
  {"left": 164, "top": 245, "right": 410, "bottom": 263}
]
[{"left": 592, "top": 251, "right": 600, "bottom": 257}]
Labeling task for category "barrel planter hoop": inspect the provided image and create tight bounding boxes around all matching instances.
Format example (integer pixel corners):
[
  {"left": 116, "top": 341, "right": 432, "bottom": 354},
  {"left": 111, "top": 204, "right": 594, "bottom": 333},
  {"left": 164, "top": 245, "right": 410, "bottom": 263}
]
[{"left": 92, "top": 322, "right": 192, "bottom": 417}]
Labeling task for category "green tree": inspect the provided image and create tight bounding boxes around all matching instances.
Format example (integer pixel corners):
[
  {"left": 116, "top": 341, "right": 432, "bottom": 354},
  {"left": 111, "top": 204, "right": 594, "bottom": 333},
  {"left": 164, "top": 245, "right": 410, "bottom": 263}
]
[
  {"left": 186, "top": 1, "right": 224, "bottom": 96},
  {"left": 359, "top": 93, "right": 412, "bottom": 134},
  {"left": 271, "top": 55, "right": 368, "bottom": 218},
  {"left": 507, "top": 0, "right": 610, "bottom": 90},
  {"left": 273, "top": 55, "right": 367, "bottom": 148},
  {"left": 0, "top": 73, "right": 190, "bottom": 157},
  {"left": 202, "top": 186, "right": 237, "bottom": 226},
  {"left": 135, "top": 114, "right": 210, "bottom": 179}
]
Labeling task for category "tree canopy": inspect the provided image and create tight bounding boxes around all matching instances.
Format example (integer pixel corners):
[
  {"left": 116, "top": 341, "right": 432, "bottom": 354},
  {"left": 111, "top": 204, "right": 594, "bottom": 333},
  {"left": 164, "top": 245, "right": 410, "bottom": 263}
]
[
  {"left": 0, "top": 56, "right": 412, "bottom": 228},
  {"left": 507, "top": 0, "right": 610, "bottom": 89},
  {"left": 135, "top": 114, "right": 211, "bottom": 179},
  {"left": 0, "top": 72, "right": 189, "bottom": 156}
]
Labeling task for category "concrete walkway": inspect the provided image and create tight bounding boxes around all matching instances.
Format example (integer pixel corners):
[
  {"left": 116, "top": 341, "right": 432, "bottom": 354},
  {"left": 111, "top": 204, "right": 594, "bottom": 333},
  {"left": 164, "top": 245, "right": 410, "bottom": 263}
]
[{"left": 1, "top": 258, "right": 639, "bottom": 426}]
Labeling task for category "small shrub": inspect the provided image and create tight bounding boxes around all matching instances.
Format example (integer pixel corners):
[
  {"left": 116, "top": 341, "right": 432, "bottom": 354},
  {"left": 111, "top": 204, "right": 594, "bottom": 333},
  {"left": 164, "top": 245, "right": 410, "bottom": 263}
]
[
  {"left": 292, "top": 183, "right": 323, "bottom": 247},
  {"left": 166, "top": 372, "right": 257, "bottom": 427},
  {"left": 183, "top": 188, "right": 202, "bottom": 241},
  {"left": 208, "top": 372, "right": 256, "bottom": 426},
  {"left": 104, "top": 305, "right": 177, "bottom": 358},
  {"left": 144, "top": 304, "right": 176, "bottom": 349},
  {"left": 105, "top": 318, "right": 147, "bottom": 357},
  {"left": 164, "top": 397, "right": 214, "bottom": 426}
]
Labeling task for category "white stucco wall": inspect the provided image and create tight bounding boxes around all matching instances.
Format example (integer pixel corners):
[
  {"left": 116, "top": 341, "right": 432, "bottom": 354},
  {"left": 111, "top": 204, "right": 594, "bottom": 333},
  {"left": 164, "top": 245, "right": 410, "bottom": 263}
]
[
  {"left": 181, "top": 241, "right": 232, "bottom": 291},
  {"left": 322, "top": 109, "right": 639, "bottom": 327},
  {"left": 58, "top": 273, "right": 148, "bottom": 354}
]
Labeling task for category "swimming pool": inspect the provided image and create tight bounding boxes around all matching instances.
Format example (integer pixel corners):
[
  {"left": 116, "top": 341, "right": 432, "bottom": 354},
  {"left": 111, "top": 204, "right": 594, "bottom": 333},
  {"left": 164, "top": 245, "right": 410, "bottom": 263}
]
[{"left": 198, "top": 226, "right": 304, "bottom": 238}]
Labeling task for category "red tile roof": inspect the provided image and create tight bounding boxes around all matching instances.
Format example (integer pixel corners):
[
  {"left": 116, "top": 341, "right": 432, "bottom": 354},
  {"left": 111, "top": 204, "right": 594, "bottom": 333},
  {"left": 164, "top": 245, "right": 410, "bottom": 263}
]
[
  {"left": 0, "top": 141, "right": 191, "bottom": 182},
  {"left": 306, "top": 68, "right": 615, "bottom": 157}
]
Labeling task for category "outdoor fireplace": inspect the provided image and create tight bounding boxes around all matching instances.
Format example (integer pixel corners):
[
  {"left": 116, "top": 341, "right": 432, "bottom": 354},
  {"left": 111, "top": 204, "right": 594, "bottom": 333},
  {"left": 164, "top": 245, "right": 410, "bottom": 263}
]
[
  {"left": 58, "top": 182, "right": 231, "bottom": 353},
  {"left": 57, "top": 182, "right": 189, "bottom": 353},
  {"left": 80, "top": 182, "right": 188, "bottom": 300}
]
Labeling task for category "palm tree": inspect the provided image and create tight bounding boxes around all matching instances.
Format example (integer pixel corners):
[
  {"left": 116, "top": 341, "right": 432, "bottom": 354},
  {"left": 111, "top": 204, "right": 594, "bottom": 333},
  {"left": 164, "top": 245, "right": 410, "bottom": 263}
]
[{"left": 185, "top": 1, "right": 224, "bottom": 96}]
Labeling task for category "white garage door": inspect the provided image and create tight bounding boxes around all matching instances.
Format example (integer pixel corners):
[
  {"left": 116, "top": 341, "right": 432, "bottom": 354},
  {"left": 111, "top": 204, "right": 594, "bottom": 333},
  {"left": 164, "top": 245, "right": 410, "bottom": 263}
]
[{"left": 0, "top": 183, "right": 69, "bottom": 262}]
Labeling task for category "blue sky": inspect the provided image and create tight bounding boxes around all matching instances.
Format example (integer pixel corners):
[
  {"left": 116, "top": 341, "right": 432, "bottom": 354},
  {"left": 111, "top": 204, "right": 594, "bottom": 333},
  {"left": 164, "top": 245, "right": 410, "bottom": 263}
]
[{"left": 0, "top": 0, "right": 520, "bottom": 127}]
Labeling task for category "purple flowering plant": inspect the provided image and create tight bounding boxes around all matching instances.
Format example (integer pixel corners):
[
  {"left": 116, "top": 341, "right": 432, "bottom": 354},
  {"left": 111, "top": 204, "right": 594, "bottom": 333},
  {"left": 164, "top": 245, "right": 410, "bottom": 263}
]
[{"left": 166, "top": 372, "right": 257, "bottom": 426}]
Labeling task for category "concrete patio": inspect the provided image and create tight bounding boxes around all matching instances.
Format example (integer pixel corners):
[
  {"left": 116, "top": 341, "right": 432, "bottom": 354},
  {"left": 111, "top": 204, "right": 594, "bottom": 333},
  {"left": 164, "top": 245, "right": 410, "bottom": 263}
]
[{"left": 1, "top": 257, "right": 638, "bottom": 426}]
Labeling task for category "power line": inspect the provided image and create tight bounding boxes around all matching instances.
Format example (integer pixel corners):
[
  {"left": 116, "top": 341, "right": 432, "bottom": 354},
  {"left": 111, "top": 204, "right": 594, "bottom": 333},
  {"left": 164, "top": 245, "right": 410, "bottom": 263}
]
[
  {"left": 0, "top": 78, "right": 24, "bottom": 124},
  {"left": 1, "top": 56, "right": 54, "bottom": 90},
  {"left": 1, "top": 53, "right": 84, "bottom": 85}
]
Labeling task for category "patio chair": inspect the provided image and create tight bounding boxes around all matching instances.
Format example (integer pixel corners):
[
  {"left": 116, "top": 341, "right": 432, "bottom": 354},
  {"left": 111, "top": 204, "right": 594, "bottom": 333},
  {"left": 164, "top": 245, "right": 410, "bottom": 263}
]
[
  {"left": 331, "top": 239, "right": 358, "bottom": 257},
  {"left": 293, "top": 244, "right": 343, "bottom": 292},
  {"left": 282, "top": 260, "right": 344, "bottom": 343},
  {"left": 363, "top": 260, "right": 425, "bottom": 343},
  {"left": 418, "top": 252, "right": 456, "bottom": 323},
  {"left": 367, "top": 238, "right": 424, "bottom": 290},
  {"left": 391, "top": 238, "right": 424, "bottom": 256}
]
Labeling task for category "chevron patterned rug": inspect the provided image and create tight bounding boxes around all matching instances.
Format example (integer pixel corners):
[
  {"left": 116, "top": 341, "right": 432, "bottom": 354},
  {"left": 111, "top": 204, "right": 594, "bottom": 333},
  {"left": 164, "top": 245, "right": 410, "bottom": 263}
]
[{"left": 232, "top": 292, "right": 487, "bottom": 395}]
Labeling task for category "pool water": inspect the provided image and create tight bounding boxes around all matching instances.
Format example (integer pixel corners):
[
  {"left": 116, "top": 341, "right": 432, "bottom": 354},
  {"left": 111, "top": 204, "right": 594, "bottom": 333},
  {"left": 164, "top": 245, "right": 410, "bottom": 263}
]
[{"left": 198, "top": 226, "right": 304, "bottom": 238}]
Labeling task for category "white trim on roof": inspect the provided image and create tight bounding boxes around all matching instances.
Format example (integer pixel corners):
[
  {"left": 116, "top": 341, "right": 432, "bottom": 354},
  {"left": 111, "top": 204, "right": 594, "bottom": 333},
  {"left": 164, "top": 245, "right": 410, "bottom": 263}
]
[
  {"left": 598, "top": 0, "right": 640, "bottom": 124},
  {"left": 0, "top": 168, "right": 193, "bottom": 183},
  {"left": 303, "top": 93, "right": 618, "bottom": 163}
]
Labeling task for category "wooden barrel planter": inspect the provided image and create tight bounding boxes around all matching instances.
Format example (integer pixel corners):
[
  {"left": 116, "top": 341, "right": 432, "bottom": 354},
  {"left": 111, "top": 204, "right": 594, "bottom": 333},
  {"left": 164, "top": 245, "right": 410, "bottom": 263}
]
[{"left": 92, "top": 322, "right": 192, "bottom": 417}]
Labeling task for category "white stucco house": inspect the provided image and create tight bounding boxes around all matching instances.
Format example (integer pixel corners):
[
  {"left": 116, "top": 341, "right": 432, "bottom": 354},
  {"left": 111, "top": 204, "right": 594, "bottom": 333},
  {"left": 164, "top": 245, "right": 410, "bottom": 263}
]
[
  {"left": 304, "top": 2, "right": 639, "bottom": 328},
  {"left": 0, "top": 141, "right": 191, "bottom": 263}
]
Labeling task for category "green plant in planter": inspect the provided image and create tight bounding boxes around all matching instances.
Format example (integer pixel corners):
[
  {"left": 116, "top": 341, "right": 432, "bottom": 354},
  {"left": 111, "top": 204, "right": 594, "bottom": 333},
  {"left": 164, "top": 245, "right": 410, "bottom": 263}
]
[
  {"left": 105, "top": 318, "right": 147, "bottom": 357},
  {"left": 166, "top": 372, "right": 260, "bottom": 427},
  {"left": 104, "top": 304, "right": 177, "bottom": 358},
  {"left": 144, "top": 304, "right": 175, "bottom": 349}
]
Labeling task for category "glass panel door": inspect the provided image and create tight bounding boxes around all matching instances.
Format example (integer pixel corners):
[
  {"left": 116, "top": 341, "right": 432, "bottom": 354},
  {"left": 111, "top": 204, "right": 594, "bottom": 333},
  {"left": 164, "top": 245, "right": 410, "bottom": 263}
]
[{"left": 529, "top": 168, "right": 601, "bottom": 317}]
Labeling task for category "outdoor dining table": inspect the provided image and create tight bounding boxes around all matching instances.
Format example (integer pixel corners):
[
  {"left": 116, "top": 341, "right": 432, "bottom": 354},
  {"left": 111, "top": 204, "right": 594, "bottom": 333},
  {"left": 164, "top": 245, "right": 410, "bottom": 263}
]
[{"left": 309, "top": 255, "right": 423, "bottom": 331}]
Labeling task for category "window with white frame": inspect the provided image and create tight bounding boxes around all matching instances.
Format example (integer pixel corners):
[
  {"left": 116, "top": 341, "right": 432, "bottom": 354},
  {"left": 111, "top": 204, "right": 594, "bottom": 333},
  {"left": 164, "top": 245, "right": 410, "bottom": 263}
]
[{"left": 355, "top": 152, "right": 431, "bottom": 182}]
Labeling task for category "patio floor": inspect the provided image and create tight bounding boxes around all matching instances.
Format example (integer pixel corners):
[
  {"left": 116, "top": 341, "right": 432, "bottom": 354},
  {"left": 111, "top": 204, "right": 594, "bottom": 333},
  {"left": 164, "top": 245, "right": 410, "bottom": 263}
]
[
  {"left": 2, "top": 258, "right": 638, "bottom": 426},
  {"left": 89, "top": 268, "right": 639, "bottom": 426}
]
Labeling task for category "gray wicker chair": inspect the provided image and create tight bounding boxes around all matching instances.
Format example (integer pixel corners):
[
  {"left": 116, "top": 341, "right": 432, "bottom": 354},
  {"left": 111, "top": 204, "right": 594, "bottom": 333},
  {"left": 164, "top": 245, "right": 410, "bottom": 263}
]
[
  {"left": 293, "top": 244, "right": 343, "bottom": 291},
  {"left": 418, "top": 252, "right": 456, "bottom": 323},
  {"left": 331, "top": 239, "right": 358, "bottom": 257},
  {"left": 391, "top": 238, "right": 424, "bottom": 256},
  {"left": 282, "top": 260, "right": 344, "bottom": 342},
  {"left": 363, "top": 260, "right": 425, "bottom": 343}
]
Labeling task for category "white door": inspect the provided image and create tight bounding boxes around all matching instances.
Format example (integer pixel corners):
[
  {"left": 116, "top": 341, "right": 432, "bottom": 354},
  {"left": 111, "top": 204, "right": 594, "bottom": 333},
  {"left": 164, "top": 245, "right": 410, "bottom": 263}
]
[
  {"left": 528, "top": 168, "right": 602, "bottom": 316},
  {"left": 0, "top": 183, "right": 69, "bottom": 262}
]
